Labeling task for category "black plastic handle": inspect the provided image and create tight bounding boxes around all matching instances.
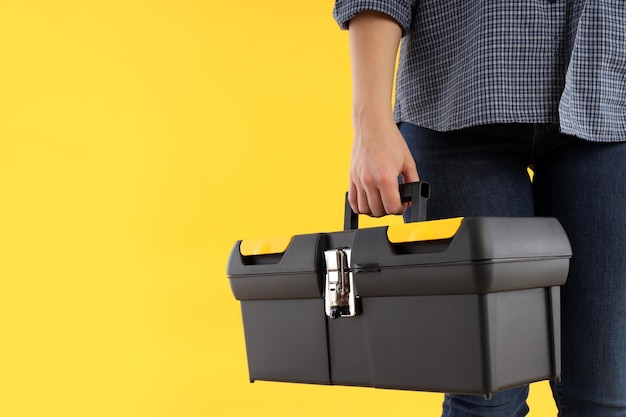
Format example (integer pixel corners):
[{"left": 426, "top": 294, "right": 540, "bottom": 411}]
[{"left": 344, "top": 182, "right": 430, "bottom": 231}]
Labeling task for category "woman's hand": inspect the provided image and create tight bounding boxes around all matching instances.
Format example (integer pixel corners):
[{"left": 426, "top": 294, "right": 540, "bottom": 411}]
[{"left": 349, "top": 116, "right": 418, "bottom": 217}]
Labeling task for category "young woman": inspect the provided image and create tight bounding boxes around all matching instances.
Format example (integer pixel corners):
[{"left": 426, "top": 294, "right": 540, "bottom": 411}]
[{"left": 334, "top": 2, "right": 626, "bottom": 416}]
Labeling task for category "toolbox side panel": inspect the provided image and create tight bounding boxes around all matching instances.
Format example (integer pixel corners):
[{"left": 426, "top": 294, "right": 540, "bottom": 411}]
[
  {"left": 492, "top": 288, "right": 559, "bottom": 389},
  {"left": 359, "top": 291, "right": 560, "bottom": 395},
  {"left": 362, "top": 294, "right": 486, "bottom": 394},
  {"left": 240, "top": 299, "right": 330, "bottom": 385}
]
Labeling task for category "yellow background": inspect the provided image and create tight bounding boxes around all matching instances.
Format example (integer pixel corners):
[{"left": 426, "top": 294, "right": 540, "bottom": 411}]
[{"left": 0, "top": 1, "right": 557, "bottom": 416}]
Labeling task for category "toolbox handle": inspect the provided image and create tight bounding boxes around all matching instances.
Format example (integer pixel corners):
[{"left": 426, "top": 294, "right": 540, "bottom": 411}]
[{"left": 344, "top": 182, "right": 430, "bottom": 230}]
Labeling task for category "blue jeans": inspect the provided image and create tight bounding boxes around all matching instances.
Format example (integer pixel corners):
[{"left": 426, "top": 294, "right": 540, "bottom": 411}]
[{"left": 400, "top": 122, "right": 626, "bottom": 417}]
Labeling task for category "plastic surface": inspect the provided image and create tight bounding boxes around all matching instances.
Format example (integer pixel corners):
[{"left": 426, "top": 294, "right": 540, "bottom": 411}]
[
  {"left": 239, "top": 236, "right": 292, "bottom": 256},
  {"left": 352, "top": 216, "right": 572, "bottom": 296},
  {"left": 387, "top": 217, "right": 464, "bottom": 243},
  {"left": 226, "top": 184, "right": 572, "bottom": 395},
  {"left": 228, "top": 216, "right": 572, "bottom": 299},
  {"left": 228, "top": 233, "right": 323, "bottom": 301}
]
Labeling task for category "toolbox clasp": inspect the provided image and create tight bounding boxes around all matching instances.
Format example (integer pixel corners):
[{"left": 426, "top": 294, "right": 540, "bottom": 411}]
[{"left": 324, "top": 249, "right": 357, "bottom": 319}]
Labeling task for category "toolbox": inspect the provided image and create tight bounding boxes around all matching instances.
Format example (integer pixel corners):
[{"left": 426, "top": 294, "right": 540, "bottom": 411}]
[{"left": 226, "top": 183, "right": 572, "bottom": 397}]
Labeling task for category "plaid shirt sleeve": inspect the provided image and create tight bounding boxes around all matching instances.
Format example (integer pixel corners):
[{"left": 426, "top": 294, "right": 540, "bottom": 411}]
[{"left": 333, "top": 0, "right": 416, "bottom": 34}]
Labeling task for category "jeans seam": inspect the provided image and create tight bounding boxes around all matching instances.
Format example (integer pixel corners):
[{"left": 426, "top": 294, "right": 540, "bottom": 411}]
[{"left": 529, "top": 123, "right": 540, "bottom": 166}]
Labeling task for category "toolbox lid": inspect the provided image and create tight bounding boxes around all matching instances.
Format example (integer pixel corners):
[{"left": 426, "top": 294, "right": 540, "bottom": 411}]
[
  {"left": 227, "top": 233, "right": 325, "bottom": 301},
  {"left": 227, "top": 183, "right": 572, "bottom": 301},
  {"left": 350, "top": 216, "right": 572, "bottom": 295}
]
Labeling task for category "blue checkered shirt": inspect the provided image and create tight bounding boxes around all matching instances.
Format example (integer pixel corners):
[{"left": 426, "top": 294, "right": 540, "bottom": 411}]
[{"left": 334, "top": 0, "right": 625, "bottom": 142}]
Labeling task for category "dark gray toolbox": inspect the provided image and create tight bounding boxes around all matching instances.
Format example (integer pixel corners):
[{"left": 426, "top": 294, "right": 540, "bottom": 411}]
[{"left": 227, "top": 183, "right": 572, "bottom": 397}]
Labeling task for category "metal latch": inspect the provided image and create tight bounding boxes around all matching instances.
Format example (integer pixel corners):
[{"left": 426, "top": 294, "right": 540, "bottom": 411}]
[{"left": 324, "top": 248, "right": 357, "bottom": 319}]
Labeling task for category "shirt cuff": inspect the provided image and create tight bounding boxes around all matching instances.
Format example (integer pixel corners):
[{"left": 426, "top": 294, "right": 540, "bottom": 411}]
[{"left": 333, "top": 0, "right": 414, "bottom": 35}]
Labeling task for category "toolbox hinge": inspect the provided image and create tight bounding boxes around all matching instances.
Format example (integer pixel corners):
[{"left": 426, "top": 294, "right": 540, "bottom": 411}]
[{"left": 324, "top": 248, "right": 358, "bottom": 319}]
